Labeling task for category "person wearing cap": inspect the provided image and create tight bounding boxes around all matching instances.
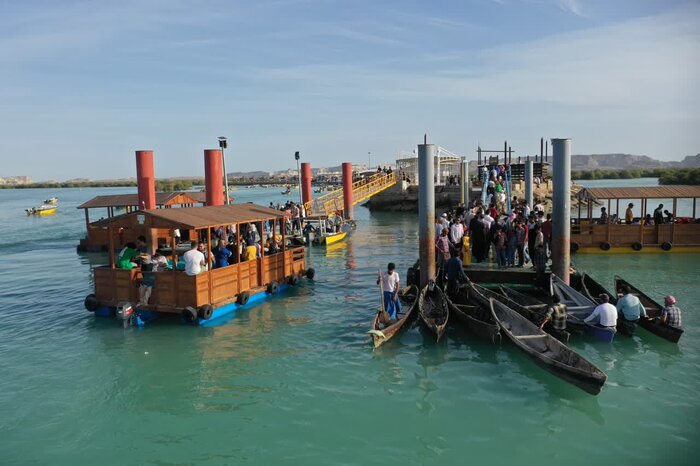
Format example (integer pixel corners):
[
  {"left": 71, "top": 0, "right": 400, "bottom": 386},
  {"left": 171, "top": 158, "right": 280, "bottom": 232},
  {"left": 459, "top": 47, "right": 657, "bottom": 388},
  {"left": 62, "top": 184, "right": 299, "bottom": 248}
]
[
  {"left": 377, "top": 263, "right": 402, "bottom": 320},
  {"left": 660, "top": 296, "right": 682, "bottom": 329},
  {"left": 584, "top": 294, "right": 618, "bottom": 328},
  {"left": 616, "top": 285, "right": 647, "bottom": 322}
]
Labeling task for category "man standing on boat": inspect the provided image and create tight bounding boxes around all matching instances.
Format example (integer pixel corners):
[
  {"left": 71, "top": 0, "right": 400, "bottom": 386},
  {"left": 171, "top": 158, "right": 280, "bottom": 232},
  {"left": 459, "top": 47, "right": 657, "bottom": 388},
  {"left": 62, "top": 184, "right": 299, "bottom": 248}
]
[
  {"left": 540, "top": 295, "right": 567, "bottom": 331},
  {"left": 377, "top": 263, "right": 402, "bottom": 320},
  {"left": 625, "top": 203, "right": 635, "bottom": 224},
  {"left": 445, "top": 250, "right": 468, "bottom": 295}
]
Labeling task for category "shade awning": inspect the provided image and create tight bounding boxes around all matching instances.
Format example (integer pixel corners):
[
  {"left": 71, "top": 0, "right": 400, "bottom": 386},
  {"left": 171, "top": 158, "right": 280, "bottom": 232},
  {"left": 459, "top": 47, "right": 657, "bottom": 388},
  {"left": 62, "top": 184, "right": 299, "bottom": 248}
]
[
  {"left": 91, "top": 204, "right": 284, "bottom": 230},
  {"left": 576, "top": 186, "right": 700, "bottom": 202}
]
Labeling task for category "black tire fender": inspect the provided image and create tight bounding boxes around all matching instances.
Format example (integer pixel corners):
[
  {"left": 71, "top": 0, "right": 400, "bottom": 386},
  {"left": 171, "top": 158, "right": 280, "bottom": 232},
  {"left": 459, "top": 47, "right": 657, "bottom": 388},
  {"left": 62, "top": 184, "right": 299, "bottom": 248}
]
[
  {"left": 661, "top": 242, "right": 672, "bottom": 251},
  {"left": 599, "top": 242, "right": 611, "bottom": 251},
  {"left": 198, "top": 304, "right": 213, "bottom": 320},
  {"left": 570, "top": 242, "right": 580, "bottom": 253},
  {"left": 288, "top": 275, "right": 300, "bottom": 286},
  {"left": 305, "top": 268, "right": 316, "bottom": 280},
  {"left": 182, "top": 306, "right": 198, "bottom": 323},
  {"left": 237, "top": 292, "right": 250, "bottom": 306},
  {"left": 632, "top": 242, "right": 643, "bottom": 251},
  {"left": 84, "top": 294, "right": 99, "bottom": 312},
  {"left": 267, "top": 281, "right": 279, "bottom": 294}
]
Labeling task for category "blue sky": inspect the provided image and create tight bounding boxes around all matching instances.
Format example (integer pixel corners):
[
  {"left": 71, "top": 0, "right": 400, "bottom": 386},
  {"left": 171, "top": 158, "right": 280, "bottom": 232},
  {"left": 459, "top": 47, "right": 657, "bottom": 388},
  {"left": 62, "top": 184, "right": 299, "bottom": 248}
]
[{"left": 1, "top": 0, "right": 698, "bottom": 180}]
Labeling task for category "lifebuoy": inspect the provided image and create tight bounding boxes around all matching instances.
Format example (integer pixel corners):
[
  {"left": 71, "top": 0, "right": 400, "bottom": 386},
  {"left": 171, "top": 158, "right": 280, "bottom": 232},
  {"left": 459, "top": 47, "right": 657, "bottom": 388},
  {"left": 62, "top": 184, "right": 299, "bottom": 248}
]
[
  {"left": 570, "top": 242, "right": 580, "bottom": 253},
  {"left": 632, "top": 242, "right": 643, "bottom": 251},
  {"left": 661, "top": 242, "right": 672, "bottom": 251},
  {"left": 237, "top": 292, "right": 250, "bottom": 306},
  {"left": 267, "top": 281, "right": 279, "bottom": 294},
  {"left": 600, "top": 242, "right": 611, "bottom": 251},
  {"left": 84, "top": 294, "right": 99, "bottom": 312},
  {"left": 198, "top": 304, "right": 213, "bottom": 320},
  {"left": 305, "top": 268, "right": 316, "bottom": 280},
  {"left": 288, "top": 275, "right": 299, "bottom": 286},
  {"left": 182, "top": 306, "right": 198, "bottom": 323}
]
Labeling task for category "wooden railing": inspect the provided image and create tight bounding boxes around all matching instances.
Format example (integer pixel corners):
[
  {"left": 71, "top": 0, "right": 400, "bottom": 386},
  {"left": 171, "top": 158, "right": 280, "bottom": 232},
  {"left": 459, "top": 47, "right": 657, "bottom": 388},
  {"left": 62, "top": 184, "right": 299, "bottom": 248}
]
[{"left": 93, "top": 245, "right": 309, "bottom": 312}]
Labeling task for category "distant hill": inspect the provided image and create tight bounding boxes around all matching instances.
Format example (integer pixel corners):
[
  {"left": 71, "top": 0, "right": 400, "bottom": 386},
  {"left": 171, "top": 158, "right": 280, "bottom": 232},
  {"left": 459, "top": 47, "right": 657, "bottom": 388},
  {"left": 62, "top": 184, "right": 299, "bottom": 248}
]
[{"left": 571, "top": 153, "right": 699, "bottom": 171}]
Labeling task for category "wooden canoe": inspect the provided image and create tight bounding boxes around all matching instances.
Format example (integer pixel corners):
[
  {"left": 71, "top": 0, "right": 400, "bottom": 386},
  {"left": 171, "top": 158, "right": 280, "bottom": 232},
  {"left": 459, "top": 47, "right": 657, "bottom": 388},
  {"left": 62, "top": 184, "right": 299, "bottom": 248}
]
[
  {"left": 488, "top": 298, "right": 607, "bottom": 395},
  {"left": 447, "top": 300, "right": 501, "bottom": 344},
  {"left": 483, "top": 285, "right": 571, "bottom": 343},
  {"left": 615, "top": 276, "right": 683, "bottom": 343},
  {"left": 418, "top": 282, "right": 449, "bottom": 342},
  {"left": 370, "top": 285, "right": 419, "bottom": 348},
  {"left": 447, "top": 284, "right": 501, "bottom": 343},
  {"left": 552, "top": 276, "right": 617, "bottom": 343}
]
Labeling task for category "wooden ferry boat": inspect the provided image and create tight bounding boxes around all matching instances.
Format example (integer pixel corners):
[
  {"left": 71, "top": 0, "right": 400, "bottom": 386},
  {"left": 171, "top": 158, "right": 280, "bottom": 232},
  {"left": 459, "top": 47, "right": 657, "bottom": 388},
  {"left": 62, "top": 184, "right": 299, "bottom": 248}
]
[
  {"left": 77, "top": 191, "right": 207, "bottom": 252},
  {"left": 572, "top": 186, "right": 700, "bottom": 253},
  {"left": 83, "top": 204, "right": 314, "bottom": 327}
]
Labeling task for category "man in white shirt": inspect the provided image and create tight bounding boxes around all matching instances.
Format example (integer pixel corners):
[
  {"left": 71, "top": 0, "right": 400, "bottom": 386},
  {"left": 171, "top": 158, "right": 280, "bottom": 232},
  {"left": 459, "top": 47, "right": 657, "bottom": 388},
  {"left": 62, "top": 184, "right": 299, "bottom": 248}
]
[
  {"left": 183, "top": 241, "right": 206, "bottom": 276},
  {"left": 377, "top": 262, "right": 401, "bottom": 319},
  {"left": 449, "top": 218, "right": 464, "bottom": 249},
  {"left": 584, "top": 293, "right": 618, "bottom": 327},
  {"left": 482, "top": 211, "right": 494, "bottom": 231}
]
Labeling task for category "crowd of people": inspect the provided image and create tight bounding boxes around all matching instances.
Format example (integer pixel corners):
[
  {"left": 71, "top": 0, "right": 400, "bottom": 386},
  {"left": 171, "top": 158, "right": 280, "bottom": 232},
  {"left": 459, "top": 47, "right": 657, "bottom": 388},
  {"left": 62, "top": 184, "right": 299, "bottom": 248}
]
[
  {"left": 435, "top": 195, "right": 551, "bottom": 275},
  {"left": 431, "top": 196, "right": 683, "bottom": 332}
]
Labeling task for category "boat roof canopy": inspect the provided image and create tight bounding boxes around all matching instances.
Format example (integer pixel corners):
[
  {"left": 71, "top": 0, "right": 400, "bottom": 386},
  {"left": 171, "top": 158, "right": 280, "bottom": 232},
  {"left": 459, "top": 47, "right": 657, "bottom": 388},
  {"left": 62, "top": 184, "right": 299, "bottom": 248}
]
[
  {"left": 77, "top": 192, "right": 207, "bottom": 209},
  {"left": 577, "top": 185, "right": 700, "bottom": 202},
  {"left": 91, "top": 204, "right": 284, "bottom": 230}
]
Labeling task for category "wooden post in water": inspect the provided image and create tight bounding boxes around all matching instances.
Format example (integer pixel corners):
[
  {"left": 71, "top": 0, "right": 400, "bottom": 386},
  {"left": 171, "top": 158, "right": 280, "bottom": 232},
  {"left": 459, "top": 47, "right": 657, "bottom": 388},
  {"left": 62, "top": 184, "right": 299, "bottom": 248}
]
[
  {"left": 551, "top": 138, "right": 571, "bottom": 284},
  {"left": 460, "top": 157, "right": 468, "bottom": 205},
  {"left": 525, "top": 160, "right": 534, "bottom": 209},
  {"left": 418, "top": 138, "right": 436, "bottom": 287}
]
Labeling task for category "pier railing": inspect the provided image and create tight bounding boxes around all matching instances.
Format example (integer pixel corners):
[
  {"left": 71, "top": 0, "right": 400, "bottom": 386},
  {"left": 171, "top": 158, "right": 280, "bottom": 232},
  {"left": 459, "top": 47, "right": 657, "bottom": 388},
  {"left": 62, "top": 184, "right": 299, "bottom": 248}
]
[{"left": 304, "top": 172, "right": 397, "bottom": 217}]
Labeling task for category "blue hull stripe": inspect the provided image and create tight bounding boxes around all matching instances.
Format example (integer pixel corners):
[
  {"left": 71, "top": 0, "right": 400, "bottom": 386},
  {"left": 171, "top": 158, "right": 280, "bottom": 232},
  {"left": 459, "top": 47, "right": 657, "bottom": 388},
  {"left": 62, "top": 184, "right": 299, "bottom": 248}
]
[{"left": 92, "top": 283, "right": 291, "bottom": 327}]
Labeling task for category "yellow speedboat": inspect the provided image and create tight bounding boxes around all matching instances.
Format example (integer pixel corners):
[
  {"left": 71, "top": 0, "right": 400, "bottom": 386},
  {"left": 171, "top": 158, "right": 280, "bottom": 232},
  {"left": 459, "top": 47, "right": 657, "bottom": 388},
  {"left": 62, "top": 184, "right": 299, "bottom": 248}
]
[
  {"left": 26, "top": 205, "right": 57, "bottom": 216},
  {"left": 317, "top": 231, "right": 347, "bottom": 245}
]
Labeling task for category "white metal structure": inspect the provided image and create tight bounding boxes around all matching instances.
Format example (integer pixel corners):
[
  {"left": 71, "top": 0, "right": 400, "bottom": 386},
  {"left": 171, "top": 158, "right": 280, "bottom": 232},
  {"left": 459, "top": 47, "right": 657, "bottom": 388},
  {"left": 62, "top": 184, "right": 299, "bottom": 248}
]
[{"left": 395, "top": 146, "right": 463, "bottom": 185}]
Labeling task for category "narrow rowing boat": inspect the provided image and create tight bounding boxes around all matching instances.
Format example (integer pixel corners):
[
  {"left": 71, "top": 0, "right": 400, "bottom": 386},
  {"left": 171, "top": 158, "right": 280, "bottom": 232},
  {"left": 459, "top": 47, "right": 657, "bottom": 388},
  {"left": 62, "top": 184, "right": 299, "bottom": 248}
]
[
  {"left": 418, "top": 282, "right": 449, "bottom": 342},
  {"left": 551, "top": 275, "right": 616, "bottom": 343},
  {"left": 615, "top": 276, "right": 683, "bottom": 343},
  {"left": 370, "top": 285, "right": 419, "bottom": 348},
  {"left": 486, "top": 285, "right": 570, "bottom": 343},
  {"left": 488, "top": 298, "right": 607, "bottom": 395},
  {"left": 448, "top": 301, "right": 501, "bottom": 343}
]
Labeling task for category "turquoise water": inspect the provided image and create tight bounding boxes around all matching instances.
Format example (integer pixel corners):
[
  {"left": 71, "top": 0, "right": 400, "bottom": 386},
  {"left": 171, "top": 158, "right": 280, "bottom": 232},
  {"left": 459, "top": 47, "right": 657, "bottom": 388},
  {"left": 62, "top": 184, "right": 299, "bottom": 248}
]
[{"left": 0, "top": 185, "right": 698, "bottom": 465}]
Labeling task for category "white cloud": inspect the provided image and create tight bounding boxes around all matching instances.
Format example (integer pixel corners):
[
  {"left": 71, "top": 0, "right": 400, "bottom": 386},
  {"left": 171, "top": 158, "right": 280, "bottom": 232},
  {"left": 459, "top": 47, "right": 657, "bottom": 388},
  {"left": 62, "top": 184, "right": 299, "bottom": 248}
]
[
  {"left": 557, "top": 0, "right": 583, "bottom": 16},
  {"left": 250, "top": 4, "right": 699, "bottom": 110}
]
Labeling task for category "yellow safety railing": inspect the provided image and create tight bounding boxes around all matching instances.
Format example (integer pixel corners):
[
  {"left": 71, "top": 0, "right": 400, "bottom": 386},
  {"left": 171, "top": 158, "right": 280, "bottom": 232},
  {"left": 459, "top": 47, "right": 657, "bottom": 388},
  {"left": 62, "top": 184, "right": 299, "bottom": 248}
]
[{"left": 303, "top": 172, "right": 397, "bottom": 217}]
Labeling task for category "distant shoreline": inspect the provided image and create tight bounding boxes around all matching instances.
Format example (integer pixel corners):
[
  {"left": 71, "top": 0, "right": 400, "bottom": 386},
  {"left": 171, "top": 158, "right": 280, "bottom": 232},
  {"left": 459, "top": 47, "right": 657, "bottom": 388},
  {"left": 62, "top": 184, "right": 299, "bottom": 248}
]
[{"left": 1, "top": 167, "right": 698, "bottom": 188}]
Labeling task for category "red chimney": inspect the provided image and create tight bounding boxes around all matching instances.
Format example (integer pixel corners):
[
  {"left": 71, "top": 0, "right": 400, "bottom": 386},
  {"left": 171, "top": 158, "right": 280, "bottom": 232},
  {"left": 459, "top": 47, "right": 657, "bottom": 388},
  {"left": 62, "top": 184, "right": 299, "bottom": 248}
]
[
  {"left": 301, "top": 162, "right": 312, "bottom": 205},
  {"left": 135, "top": 150, "right": 156, "bottom": 210},
  {"left": 204, "top": 149, "right": 224, "bottom": 206}
]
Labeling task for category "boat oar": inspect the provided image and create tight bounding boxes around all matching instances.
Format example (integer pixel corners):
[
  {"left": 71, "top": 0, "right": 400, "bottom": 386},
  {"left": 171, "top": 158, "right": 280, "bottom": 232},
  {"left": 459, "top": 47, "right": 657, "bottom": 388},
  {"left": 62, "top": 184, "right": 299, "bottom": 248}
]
[{"left": 378, "top": 269, "right": 386, "bottom": 315}]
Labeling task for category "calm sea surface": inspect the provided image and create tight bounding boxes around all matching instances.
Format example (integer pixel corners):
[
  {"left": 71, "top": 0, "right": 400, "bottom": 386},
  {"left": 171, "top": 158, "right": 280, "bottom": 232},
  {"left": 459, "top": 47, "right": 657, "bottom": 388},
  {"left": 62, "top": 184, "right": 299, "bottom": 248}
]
[{"left": 0, "top": 180, "right": 698, "bottom": 465}]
